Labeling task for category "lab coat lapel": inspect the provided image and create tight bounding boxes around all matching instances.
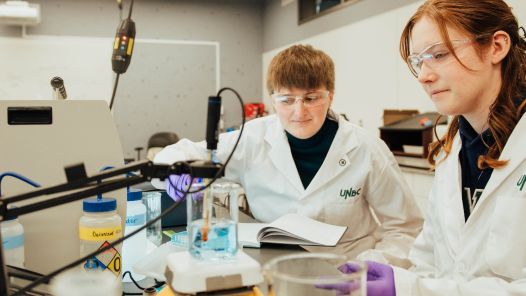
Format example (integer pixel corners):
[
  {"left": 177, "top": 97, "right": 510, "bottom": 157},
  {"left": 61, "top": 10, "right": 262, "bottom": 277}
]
[
  {"left": 304, "top": 119, "right": 358, "bottom": 196},
  {"left": 467, "top": 114, "right": 526, "bottom": 223},
  {"left": 440, "top": 133, "right": 466, "bottom": 257},
  {"left": 264, "top": 119, "right": 305, "bottom": 193}
]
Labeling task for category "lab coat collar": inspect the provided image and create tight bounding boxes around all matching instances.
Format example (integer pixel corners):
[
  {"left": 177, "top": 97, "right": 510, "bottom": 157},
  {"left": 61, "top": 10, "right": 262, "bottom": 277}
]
[
  {"left": 467, "top": 113, "right": 526, "bottom": 224},
  {"left": 263, "top": 112, "right": 360, "bottom": 196},
  {"left": 440, "top": 133, "right": 466, "bottom": 257},
  {"left": 441, "top": 113, "right": 526, "bottom": 256},
  {"left": 304, "top": 114, "right": 360, "bottom": 196},
  {"left": 264, "top": 116, "right": 306, "bottom": 193}
]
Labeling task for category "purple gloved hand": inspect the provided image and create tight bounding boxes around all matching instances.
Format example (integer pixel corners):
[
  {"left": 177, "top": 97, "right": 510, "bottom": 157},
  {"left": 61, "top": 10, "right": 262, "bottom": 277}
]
[
  {"left": 316, "top": 261, "right": 395, "bottom": 296},
  {"left": 348, "top": 261, "right": 395, "bottom": 296},
  {"left": 166, "top": 174, "right": 192, "bottom": 202}
]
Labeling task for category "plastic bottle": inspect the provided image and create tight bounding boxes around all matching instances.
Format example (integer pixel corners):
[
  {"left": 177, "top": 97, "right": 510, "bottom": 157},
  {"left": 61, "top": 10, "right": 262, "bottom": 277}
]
[
  {"left": 1, "top": 214, "right": 24, "bottom": 268},
  {"left": 79, "top": 198, "right": 122, "bottom": 278},
  {"left": 0, "top": 171, "right": 39, "bottom": 269},
  {"left": 122, "top": 189, "right": 147, "bottom": 282}
]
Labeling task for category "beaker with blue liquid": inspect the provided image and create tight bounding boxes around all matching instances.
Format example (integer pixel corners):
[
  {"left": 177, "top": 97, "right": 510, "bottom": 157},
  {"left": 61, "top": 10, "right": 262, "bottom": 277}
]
[{"left": 187, "top": 180, "right": 241, "bottom": 260}]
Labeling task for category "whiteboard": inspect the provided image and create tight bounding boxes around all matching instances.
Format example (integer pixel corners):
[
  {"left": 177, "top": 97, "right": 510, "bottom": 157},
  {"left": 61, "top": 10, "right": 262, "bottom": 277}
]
[{"left": 113, "top": 41, "right": 216, "bottom": 158}]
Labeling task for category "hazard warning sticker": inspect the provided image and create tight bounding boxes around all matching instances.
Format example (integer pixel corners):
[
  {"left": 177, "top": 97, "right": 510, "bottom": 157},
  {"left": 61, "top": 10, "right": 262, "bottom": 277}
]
[{"left": 84, "top": 241, "right": 121, "bottom": 277}]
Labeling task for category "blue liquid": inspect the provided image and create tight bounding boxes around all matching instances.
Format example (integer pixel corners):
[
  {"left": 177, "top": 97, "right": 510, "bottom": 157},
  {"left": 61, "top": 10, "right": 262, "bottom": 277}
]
[{"left": 188, "top": 218, "right": 238, "bottom": 260}]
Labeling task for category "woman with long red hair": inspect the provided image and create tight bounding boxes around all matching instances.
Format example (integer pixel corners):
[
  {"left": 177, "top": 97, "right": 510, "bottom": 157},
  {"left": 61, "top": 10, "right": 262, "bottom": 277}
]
[{"left": 323, "top": 0, "right": 526, "bottom": 295}]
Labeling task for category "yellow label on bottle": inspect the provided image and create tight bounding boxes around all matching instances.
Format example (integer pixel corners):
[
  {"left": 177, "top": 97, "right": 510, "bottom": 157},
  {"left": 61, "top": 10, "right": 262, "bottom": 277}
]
[{"left": 79, "top": 226, "right": 122, "bottom": 241}]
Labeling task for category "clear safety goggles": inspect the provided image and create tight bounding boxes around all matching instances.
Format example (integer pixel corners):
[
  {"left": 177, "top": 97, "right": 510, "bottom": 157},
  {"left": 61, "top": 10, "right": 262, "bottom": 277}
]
[
  {"left": 271, "top": 90, "right": 330, "bottom": 109},
  {"left": 406, "top": 36, "right": 487, "bottom": 77}
]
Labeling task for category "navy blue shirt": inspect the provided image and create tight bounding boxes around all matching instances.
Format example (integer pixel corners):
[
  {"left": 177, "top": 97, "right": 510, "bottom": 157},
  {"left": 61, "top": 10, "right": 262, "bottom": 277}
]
[
  {"left": 458, "top": 116, "right": 494, "bottom": 221},
  {"left": 286, "top": 118, "right": 339, "bottom": 189}
]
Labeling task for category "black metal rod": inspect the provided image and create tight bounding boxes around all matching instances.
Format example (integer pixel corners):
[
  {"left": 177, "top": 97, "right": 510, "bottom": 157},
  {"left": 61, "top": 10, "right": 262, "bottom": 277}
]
[
  {"left": 1, "top": 160, "right": 151, "bottom": 205},
  {"left": 0, "top": 159, "right": 221, "bottom": 294},
  {"left": 7, "top": 266, "right": 45, "bottom": 283},
  {"left": 5, "top": 176, "right": 145, "bottom": 220}
]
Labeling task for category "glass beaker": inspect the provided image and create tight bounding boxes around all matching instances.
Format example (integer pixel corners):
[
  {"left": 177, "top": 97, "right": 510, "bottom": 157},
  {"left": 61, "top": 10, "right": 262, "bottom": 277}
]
[
  {"left": 141, "top": 191, "right": 162, "bottom": 246},
  {"left": 51, "top": 270, "right": 121, "bottom": 296},
  {"left": 186, "top": 179, "right": 240, "bottom": 260},
  {"left": 263, "top": 253, "right": 366, "bottom": 296}
]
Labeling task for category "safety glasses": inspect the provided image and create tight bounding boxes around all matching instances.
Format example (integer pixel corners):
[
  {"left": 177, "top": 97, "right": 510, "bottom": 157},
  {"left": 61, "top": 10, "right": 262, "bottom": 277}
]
[
  {"left": 271, "top": 90, "right": 330, "bottom": 109},
  {"left": 406, "top": 36, "right": 487, "bottom": 77}
]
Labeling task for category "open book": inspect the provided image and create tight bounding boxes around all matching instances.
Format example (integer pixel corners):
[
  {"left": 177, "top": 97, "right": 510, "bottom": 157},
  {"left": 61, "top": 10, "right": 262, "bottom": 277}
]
[{"left": 238, "top": 213, "right": 347, "bottom": 248}]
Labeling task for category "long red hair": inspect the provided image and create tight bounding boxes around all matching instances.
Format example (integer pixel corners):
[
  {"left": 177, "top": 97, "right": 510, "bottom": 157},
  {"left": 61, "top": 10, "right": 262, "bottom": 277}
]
[{"left": 400, "top": 0, "right": 526, "bottom": 169}]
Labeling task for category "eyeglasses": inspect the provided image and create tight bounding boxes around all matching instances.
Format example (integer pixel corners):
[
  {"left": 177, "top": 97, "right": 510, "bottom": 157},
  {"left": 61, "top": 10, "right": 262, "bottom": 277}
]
[
  {"left": 407, "top": 38, "right": 481, "bottom": 77},
  {"left": 271, "top": 90, "right": 330, "bottom": 109}
]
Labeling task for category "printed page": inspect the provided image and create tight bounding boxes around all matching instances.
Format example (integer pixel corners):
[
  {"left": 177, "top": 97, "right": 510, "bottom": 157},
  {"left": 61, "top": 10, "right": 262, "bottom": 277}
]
[
  {"left": 259, "top": 213, "right": 347, "bottom": 246},
  {"left": 238, "top": 222, "right": 267, "bottom": 248}
]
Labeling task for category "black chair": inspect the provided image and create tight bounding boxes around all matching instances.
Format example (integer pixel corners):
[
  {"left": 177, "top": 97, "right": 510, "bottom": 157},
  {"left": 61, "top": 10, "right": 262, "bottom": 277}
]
[{"left": 146, "top": 132, "right": 179, "bottom": 160}]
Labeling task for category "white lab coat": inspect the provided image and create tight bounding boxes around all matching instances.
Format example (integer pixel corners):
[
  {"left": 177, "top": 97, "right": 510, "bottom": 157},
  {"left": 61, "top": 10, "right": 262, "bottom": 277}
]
[
  {"left": 394, "top": 113, "right": 526, "bottom": 295},
  {"left": 154, "top": 113, "right": 422, "bottom": 266}
]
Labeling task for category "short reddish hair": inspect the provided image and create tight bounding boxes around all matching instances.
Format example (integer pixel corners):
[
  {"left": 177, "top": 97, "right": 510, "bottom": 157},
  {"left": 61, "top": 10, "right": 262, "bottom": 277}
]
[{"left": 266, "top": 44, "right": 335, "bottom": 95}]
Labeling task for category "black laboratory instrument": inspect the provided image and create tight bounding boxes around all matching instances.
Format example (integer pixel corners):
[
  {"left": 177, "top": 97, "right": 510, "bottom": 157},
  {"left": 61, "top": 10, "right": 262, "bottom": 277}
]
[
  {"left": 109, "top": 0, "right": 136, "bottom": 110},
  {"left": 206, "top": 95, "right": 222, "bottom": 150},
  {"left": 111, "top": 17, "right": 135, "bottom": 74},
  {"left": 1, "top": 87, "right": 246, "bottom": 295}
]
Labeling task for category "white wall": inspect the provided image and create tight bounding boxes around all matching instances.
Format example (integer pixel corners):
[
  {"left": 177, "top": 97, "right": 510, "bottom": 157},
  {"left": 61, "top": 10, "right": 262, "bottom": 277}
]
[
  {"left": 0, "top": 36, "right": 113, "bottom": 100},
  {"left": 262, "top": 0, "right": 421, "bottom": 52},
  {"left": 262, "top": 0, "right": 526, "bottom": 136},
  {"left": 0, "top": 0, "right": 264, "bottom": 159}
]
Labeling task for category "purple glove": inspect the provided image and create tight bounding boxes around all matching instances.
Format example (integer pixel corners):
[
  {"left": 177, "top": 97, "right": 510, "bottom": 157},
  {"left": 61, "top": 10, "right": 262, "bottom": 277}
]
[
  {"left": 316, "top": 261, "right": 396, "bottom": 296},
  {"left": 166, "top": 174, "right": 192, "bottom": 202}
]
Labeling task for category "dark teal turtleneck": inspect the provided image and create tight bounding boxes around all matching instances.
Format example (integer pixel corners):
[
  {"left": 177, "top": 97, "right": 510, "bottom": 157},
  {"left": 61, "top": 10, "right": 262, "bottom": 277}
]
[{"left": 286, "top": 118, "right": 339, "bottom": 189}]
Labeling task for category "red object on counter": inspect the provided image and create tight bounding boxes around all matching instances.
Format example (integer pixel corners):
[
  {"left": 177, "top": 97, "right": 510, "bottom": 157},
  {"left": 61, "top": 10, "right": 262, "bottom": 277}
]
[{"left": 244, "top": 103, "right": 265, "bottom": 120}]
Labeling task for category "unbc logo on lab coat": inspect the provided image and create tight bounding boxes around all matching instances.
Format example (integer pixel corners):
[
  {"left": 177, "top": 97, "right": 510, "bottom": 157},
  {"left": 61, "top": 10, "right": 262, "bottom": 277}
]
[{"left": 340, "top": 187, "right": 361, "bottom": 199}]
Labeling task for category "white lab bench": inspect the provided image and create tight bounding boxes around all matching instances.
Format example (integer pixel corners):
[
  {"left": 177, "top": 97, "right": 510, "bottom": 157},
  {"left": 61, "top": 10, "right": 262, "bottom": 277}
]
[{"left": 122, "top": 214, "right": 305, "bottom": 295}]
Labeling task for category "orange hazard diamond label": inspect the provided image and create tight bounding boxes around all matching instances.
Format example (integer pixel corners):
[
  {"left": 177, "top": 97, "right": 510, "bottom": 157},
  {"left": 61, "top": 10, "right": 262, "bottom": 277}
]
[
  {"left": 83, "top": 241, "right": 121, "bottom": 277},
  {"left": 95, "top": 241, "right": 117, "bottom": 267}
]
